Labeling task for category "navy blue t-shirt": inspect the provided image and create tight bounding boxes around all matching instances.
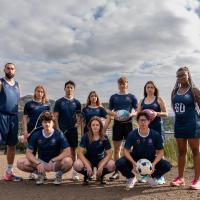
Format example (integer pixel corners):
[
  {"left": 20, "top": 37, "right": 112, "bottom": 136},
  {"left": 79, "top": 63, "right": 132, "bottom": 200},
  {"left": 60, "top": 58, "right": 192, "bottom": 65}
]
[
  {"left": 0, "top": 78, "right": 20, "bottom": 115},
  {"left": 54, "top": 97, "right": 81, "bottom": 132},
  {"left": 141, "top": 97, "right": 163, "bottom": 135},
  {"left": 109, "top": 93, "right": 137, "bottom": 123},
  {"left": 172, "top": 88, "right": 200, "bottom": 138},
  {"left": 80, "top": 133, "right": 111, "bottom": 164},
  {"left": 82, "top": 106, "right": 107, "bottom": 132},
  {"left": 24, "top": 100, "right": 51, "bottom": 132},
  {"left": 124, "top": 129, "right": 163, "bottom": 162},
  {"left": 28, "top": 129, "right": 69, "bottom": 162}
]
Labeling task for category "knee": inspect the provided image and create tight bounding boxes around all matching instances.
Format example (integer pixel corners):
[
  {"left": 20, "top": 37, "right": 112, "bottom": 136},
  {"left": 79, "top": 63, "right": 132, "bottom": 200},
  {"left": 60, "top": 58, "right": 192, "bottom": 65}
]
[
  {"left": 164, "top": 160, "right": 172, "bottom": 172},
  {"left": 178, "top": 149, "right": 187, "bottom": 157},
  {"left": 62, "top": 157, "right": 73, "bottom": 168},
  {"left": 191, "top": 147, "right": 200, "bottom": 156},
  {"left": 73, "top": 159, "right": 84, "bottom": 172},
  {"left": 115, "top": 157, "right": 126, "bottom": 169},
  {"left": 17, "top": 157, "right": 28, "bottom": 170},
  {"left": 106, "top": 160, "right": 116, "bottom": 172}
]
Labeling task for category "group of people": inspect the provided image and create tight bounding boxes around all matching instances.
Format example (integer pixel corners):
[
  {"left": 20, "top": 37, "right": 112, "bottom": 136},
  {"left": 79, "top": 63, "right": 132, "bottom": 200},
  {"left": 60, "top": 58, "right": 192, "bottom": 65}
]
[{"left": 0, "top": 63, "right": 200, "bottom": 190}]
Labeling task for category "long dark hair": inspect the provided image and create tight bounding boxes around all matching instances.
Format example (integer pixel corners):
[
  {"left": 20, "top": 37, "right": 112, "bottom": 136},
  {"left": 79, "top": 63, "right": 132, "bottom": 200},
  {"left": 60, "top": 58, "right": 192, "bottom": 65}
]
[
  {"left": 87, "top": 116, "right": 105, "bottom": 143},
  {"left": 144, "top": 81, "right": 159, "bottom": 97}
]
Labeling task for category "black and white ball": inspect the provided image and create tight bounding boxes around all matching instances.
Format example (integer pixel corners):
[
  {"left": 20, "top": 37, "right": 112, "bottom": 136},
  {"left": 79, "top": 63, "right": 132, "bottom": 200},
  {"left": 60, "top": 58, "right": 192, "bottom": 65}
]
[{"left": 136, "top": 159, "right": 153, "bottom": 176}]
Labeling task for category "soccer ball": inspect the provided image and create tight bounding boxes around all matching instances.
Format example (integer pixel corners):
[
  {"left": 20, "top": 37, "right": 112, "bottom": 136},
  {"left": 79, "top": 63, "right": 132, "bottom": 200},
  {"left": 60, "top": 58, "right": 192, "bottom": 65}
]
[
  {"left": 136, "top": 159, "right": 153, "bottom": 176},
  {"left": 142, "top": 109, "right": 156, "bottom": 122},
  {"left": 115, "top": 110, "right": 130, "bottom": 121}
]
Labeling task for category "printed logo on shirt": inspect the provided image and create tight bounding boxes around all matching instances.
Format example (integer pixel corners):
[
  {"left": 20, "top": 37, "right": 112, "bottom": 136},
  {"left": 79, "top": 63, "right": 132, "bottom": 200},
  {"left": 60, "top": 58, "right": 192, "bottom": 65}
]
[
  {"left": 137, "top": 139, "right": 140, "bottom": 144},
  {"left": 148, "top": 139, "right": 153, "bottom": 144},
  {"left": 37, "top": 139, "right": 42, "bottom": 144},
  {"left": 51, "top": 138, "right": 57, "bottom": 145}
]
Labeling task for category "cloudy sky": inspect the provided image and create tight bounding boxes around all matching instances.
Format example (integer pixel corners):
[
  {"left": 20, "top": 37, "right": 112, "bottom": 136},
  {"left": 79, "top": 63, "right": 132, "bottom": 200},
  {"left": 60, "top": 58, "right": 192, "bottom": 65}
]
[{"left": 1, "top": 0, "right": 200, "bottom": 113}]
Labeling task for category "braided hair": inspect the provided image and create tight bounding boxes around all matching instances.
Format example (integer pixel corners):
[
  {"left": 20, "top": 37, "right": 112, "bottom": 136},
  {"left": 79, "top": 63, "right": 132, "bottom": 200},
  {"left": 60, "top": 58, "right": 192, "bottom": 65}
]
[{"left": 171, "top": 67, "right": 199, "bottom": 112}]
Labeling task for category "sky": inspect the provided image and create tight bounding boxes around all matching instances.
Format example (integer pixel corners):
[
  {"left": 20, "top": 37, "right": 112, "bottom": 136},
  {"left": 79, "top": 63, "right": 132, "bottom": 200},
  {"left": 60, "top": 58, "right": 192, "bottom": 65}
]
[{"left": 1, "top": 0, "right": 200, "bottom": 114}]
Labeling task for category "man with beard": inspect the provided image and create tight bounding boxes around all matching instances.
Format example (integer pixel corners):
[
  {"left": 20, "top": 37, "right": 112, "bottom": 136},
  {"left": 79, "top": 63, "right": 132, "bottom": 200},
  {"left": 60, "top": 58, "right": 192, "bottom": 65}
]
[{"left": 0, "top": 63, "right": 22, "bottom": 181}]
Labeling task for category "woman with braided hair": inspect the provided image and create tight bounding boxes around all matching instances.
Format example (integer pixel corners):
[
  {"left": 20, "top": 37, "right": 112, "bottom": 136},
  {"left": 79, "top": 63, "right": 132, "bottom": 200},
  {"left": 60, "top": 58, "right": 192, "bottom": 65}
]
[{"left": 171, "top": 67, "right": 200, "bottom": 190}]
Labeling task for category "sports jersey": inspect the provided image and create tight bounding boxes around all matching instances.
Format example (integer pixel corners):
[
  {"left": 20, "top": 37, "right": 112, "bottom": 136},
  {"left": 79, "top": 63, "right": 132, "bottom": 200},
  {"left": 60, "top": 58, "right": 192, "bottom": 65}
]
[
  {"left": 80, "top": 133, "right": 111, "bottom": 164},
  {"left": 82, "top": 106, "right": 107, "bottom": 132},
  {"left": 24, "top": 100, "right": 50, "bottom": 132},
  {"left": 124, "top": 129, "right": 163, "bottom": 162},
  {"left": 28, "top": 129, "right": 69, "bottom": 162},
  {"left": 109, "top": 93, "right": 137, "bottom": 124},
  {"left": 172, "top": 87, "right": 200, "bottom": 138},
  {"left": 54, "top": 97, "right": 81, "bottom": 132},
  {"left": 141, "top": 97, "right": 163, "bottom": 135},
  {"left": 0, "top": 78, "right": 20, "bottom": 115}
]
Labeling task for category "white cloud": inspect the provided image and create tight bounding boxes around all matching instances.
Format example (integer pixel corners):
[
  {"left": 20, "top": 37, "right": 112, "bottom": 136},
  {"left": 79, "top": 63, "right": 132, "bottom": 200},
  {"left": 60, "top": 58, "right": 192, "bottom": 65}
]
[{"left": 0, "top": 0, "right": 200, "bottom": 115}]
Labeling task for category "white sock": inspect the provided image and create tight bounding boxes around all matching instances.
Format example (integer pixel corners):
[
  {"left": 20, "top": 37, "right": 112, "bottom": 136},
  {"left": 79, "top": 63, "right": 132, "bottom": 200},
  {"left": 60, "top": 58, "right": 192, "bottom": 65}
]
[{"left": 6, "top": 164, "right": 13, "bottom": 174}]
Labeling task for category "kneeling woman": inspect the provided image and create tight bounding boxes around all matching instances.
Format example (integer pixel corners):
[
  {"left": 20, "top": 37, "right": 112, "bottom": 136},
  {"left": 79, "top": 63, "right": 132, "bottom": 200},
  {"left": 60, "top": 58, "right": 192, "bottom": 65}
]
[
  {"left": 73, "top": 116, "right": 115, "bottom": 184},
  {"left": 17, "top": 112, "right": 73, "bottom": 185}
]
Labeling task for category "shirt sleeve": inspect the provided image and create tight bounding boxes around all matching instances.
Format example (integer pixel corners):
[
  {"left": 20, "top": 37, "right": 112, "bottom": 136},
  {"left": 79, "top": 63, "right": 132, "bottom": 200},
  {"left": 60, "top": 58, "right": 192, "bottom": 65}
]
[
  {"left": 59, "top": 131, "right": 69, "bottom": 149},
  {"left": 100, "top": 107, "right": 108, "bottom": 118},
  {"left": 27, "top": 132, "right": 38, "bottom": 150},
  {"left": 131, "top": 94, "right": 138, "bottom": 110},
  {"left": 24, "top": 102, "right": 29, "bottom": 115},
  {"left": 109, "top": 95, "right": 114, "bottom": 110},
  {"left": 104, "top": 137, "right": 111, "bottom": 150},
  {"left": 80, "top": 134, "right": 87, "bottom": 148},
  {"left": 153, "top": 131, "right": 163, "bottom": 150},
  {"left": 124, "top": 131, "right": 135, "bottom": 150}
]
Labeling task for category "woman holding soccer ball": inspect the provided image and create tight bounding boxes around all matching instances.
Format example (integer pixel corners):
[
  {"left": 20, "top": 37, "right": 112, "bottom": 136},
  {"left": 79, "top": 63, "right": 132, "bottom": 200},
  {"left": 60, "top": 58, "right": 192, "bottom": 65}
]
[
  {"left": 171, "top": 67, "right": 200, "bottom": 190},
  {"left": 116, "top": 111, "right": 171, "bottom": 190},
  {"left": 137, "top": 81, "right": 168, "bottom": 184}
]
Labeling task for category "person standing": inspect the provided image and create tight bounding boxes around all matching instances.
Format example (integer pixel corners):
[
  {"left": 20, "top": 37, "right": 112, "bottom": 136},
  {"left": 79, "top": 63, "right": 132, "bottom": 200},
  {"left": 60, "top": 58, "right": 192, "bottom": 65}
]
[
  {"left": 137, "top": 80, "right": 168, "bottom": 184},
  {"left": 107, "top": 77, "right": 138, "bottom": 180},
  {"left": 22, "top": 85, "right": 51, "bottom": 179},
  {"left": 171, "top": 67, "right": 200, "bottom": 190},
  {"left": 0, "top": 63, "right": 22, "bottom": 181},
  {"left": 54, "top": 80, "right": 81, "bottom": 181}
]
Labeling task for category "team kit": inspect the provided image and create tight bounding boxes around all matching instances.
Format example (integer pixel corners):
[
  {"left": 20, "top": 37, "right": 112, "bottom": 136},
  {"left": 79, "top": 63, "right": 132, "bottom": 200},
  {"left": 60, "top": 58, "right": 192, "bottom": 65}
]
[{"left": 0, "top": 63, "right": 200, "bottom": 190}]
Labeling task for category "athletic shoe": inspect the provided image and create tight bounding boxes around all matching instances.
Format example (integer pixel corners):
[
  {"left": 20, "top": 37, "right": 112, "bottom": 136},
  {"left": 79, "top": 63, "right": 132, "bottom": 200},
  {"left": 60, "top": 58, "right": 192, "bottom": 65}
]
[
  {"left": 53, "top": 172, "right": 62, "bottom": 185},
  {"left": 36, "top": 173, "right": 45, "bottom": 185},
  {"left": 147, "top": 176, "right": 158, "bottom": 187},
  {"left": 155, "top": 176, "right": 166, "bottom": 185},
  {"left": 4, "top": 171, "right": 22, "bottom": 182},
  {"left": 190, "top": 179, "right": 200, "bottom": 190},
  {"left": 29, "top": 172, "right": 38, "bottom": 180},
  {"left": 170, "top": 176, "right": 185, "bottom": 186},
  {"left": 72, "top": 169, "right": 80, "bottom": 181},
  {"left": 109, "top": 171, "right": 119, "bottom": 181},
  {"left": 138, "top": 175, "right": 148, "bottom": 183},
  {"left": 126, "top": 177, "right": 137, "bottom": 190},
  {"left": 97, "top": 176, "right": 107, "bottom": 185},
  {"left": 83, "top": 175, "right": 90, "bottom": 185}
]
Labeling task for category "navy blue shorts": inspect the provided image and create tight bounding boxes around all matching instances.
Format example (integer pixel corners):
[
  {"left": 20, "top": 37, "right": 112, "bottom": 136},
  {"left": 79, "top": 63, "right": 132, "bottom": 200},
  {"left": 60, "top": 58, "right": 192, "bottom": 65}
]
[
  {"left": 0, "top": 113, "right": 18, "bottom": 146},
  {"left": 64, "top": 128, "right": 78, "bottom": 148},
  {"left": 112, "top": 121, "right": 133, "bottom": 141}
]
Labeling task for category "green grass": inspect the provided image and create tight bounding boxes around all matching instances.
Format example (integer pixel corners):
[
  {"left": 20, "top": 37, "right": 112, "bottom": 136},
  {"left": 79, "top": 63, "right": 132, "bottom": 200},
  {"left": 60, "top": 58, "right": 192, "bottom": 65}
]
[{"left": 164, "top": 138, "right": 193, "bottom": 168}]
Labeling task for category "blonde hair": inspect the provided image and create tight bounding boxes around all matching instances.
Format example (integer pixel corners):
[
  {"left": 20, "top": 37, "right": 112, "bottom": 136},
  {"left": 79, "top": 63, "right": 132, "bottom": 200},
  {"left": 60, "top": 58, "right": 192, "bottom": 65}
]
[
  {"left": 33, "top": 85, "right": 49, "bottom": 104},
  {"left": 86, "top": 91, "right": 100, "bottom": 107}
]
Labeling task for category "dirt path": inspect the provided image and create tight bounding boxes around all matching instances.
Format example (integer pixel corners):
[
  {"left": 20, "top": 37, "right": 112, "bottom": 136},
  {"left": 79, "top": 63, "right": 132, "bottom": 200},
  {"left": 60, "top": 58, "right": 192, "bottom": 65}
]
[{"left": 0, "top": 154, "right": 199, "bottom": 200}]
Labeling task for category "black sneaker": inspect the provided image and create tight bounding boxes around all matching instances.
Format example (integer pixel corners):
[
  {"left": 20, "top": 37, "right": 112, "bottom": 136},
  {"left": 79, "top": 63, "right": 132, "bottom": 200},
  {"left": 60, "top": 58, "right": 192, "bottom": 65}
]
[
  {"left": 109, "top": 172, "right": 119, "bottom": 181},
  {"left": 83, "top": 175, "right": 90, "bottom": 185},
  {"left": 100, "top": 176, "right": 106, "bottom": 185}
]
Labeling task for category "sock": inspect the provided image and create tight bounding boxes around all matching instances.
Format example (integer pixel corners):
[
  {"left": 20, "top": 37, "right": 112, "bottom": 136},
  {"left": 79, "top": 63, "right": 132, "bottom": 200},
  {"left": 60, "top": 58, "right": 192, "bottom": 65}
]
[
  {"left": 6, "top": 164, "right": 13, "bottom": 174},
  {"left": 56, "top": 170, "right": 63, "bottom": 177}
]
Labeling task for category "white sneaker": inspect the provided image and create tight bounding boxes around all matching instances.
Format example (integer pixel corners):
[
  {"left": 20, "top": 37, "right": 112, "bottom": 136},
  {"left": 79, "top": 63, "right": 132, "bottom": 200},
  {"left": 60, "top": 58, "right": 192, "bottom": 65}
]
[
  {"left": 72, "top": 169, "right": 79, "bottom": 181},
  {"left": 36, "top": 174, "right": 45, "bottom": 185},
  {"left": 147, "top": 176, "right": 158, "bottom": 187},
  {"left": 29, "top": 172, "right": 38, "bottom": 180},
  {"left": 126, "top": 177, "right": 137, "bottom": 190},
  {"left": 155, "top": 176, "right": 166, "bottom": 185},
  {"left": 53, "top": 172, "right": 62, "bottom": 185}
]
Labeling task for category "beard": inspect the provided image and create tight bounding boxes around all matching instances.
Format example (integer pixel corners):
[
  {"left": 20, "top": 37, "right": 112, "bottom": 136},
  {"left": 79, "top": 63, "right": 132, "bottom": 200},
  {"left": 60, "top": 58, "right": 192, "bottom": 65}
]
[{"left": 5, "top": 72, "right": 15, "bottom": 79}]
